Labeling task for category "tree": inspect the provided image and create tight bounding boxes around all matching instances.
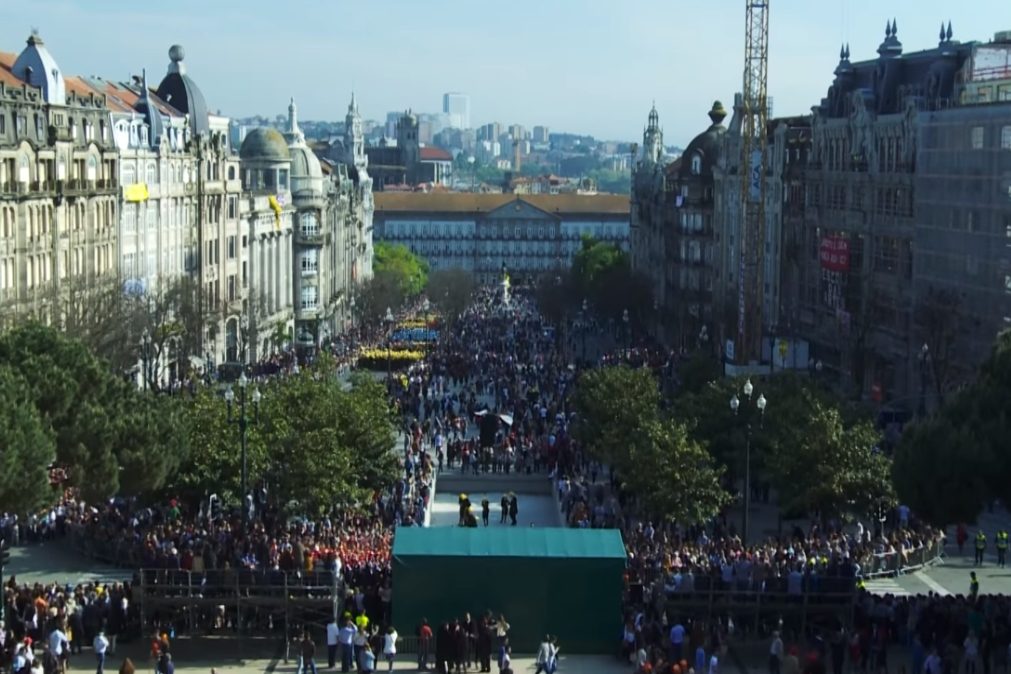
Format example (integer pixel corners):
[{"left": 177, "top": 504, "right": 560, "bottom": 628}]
[
  {"left": 573, "top": 366, "right": 660, "bottom": 472},
  {"left": 0, "top": 323, "right": 188, "bottom": 501},
  {"left": 916, "top": 287, "right": 964, "bottom": 404},
  {"left": 178, "top": 360, "right": 398, "bottom": 515},
  {"left": 893, "top": 413, "right": 990, "bottom": 527},
  {"left": 570, "top": 236, "right": 652, "bottom": 324},
  {"left": 357, "top": 271, "right": 405, "bottom": 326},
  {"left": 0, "top": 367, "right": 57, "bottom": 515},
  {"left": 55, "top": 275, "right": 141, "bottom": 375},
  {"left": 627, "top": 420, "right": 730, "bottom": 524},
  {"left": 426, "top": 268, "right": 476, "bottom": 324},
  {"left": 374, "top": 242, "right": 429, "bottom": 298}
]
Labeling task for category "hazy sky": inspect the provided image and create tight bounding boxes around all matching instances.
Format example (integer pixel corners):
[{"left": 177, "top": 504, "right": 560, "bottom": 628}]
[{"left": 1, "top": 0, "right": 1008, "bottom": 144}]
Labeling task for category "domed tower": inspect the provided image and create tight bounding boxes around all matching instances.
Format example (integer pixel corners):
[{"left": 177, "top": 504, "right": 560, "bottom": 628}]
[
  {"left": 643, "top": 102, "right": 664, "bottom": 164},
  {"left": 13, "top": 31, "right": 66, "bottom": 105},
  {"left": 284, "top": 98, "right": 326, "bottom": 353},
  {"left": 155, "top": 44, "right": 209, "bottom": 136}
]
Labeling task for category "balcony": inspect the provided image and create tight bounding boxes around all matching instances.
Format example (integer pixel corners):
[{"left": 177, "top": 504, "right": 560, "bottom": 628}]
[{"left": 297, "top": 229, "right": 325, "bottom": 245}]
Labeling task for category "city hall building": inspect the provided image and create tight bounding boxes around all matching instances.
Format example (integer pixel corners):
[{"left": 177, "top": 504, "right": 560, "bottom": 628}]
[{"left": 372, "top": 192, "right": 630, "bottom": 285}]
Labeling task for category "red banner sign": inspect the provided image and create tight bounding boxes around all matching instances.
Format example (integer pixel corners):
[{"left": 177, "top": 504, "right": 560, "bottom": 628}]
[{"left": 819, "top": 236, "right": 850, "bottom": 272}]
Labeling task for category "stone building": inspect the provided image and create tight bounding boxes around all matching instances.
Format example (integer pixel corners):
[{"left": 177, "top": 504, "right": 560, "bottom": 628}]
[
  {"left": 796, "top": 24, "right": 1011, "bottom": 403},
  {"left": 237, "top": 126, "right": 295, "bottom": 362},
  {"left": 0, "top": 32, "right": 119, "bottom": 329},
  {"left": 372, "top": 192, "right": 629, "bottom": 285}
]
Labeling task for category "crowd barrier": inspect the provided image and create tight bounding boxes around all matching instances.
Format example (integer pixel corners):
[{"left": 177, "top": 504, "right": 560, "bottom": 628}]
[{"left": 858, "top": 537, "right": 945, "bottom": 579}]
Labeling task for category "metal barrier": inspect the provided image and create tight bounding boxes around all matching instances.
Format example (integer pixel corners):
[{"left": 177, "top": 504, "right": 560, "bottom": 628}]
[{"left": 859, "top": 537, "right": 945, "bottom": 579}]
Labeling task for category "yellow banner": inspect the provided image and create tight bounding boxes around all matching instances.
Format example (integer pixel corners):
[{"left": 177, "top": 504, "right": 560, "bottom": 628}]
[
  {"left": 123, "top": 183, "right": 149, "bottom": 203},
  {"left": 268, "top": 195, "right": 282, "bottom": 230}
]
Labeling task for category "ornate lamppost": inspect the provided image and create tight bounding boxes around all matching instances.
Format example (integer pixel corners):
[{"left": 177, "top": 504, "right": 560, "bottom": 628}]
[
  {"left": 224, "top": 372, "right": 262, "bottom": 529},
  {"left": 730, "top": 378, "right": 767, "bottom": 544}
]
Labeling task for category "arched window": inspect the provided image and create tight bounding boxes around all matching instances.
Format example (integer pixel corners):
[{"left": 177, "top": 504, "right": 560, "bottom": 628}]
[
  {"left": 86, "top": 156, "right": 97, "bottom": 181},
  {"left": 123, "top": 164, "right": 136, "bottom": 185},
  {"left": 146, "top": 163, "right": 157, "bottom": 185},
  {"left": 691, "top": 154, "right": 702, "bottom": 175},
  {"left": 228, "top": 166, "right": 236, "bottom": 180}
]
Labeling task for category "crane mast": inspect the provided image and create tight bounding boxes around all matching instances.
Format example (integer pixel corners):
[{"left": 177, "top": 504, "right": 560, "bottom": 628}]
[{"left": 738, "top": 0, "right": 770, "bottom": 363}]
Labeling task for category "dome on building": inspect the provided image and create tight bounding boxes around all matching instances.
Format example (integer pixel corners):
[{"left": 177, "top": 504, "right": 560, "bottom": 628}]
[
  {"left": 155, "top": 44, "right": 210, "bottom": 136},
  {"left": 290, "top": 145, "right": 323, "bottom": 180},
  {"left": 240, "top": 127, "right": 291, "bottom": 162},
  {"left": 678, "top": 101, "right": 727, "bottom": 179}
]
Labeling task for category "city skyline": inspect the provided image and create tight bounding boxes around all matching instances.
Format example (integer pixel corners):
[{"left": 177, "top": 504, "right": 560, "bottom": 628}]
[{"left": 0, "top": 0, "right": 1007, "bottom": 143}]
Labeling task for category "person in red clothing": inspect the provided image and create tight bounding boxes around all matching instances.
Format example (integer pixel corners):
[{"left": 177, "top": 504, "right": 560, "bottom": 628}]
[{"left": 417, "top": 619, "right": 433, "bottom": 671}]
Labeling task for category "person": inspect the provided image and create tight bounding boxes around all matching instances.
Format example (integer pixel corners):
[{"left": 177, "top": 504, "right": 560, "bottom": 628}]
[
  {"left": 299, "top": 632, "right": 318, "bottom": 674},
  {"left": 93, "top": 630, "right": 110, "bottom": 674},
  {"left": 998, "top": 530, "right": 1008, "bottom": 568},
  {"left": 47, "top": 626, "right": 69, "bottom": 674},
  {"left": 500, "top": 495, "right": 509, "bottom": 524},
  {"left": 976, "top": 530, "right": 987, "bottom": 566},
  {"left": 499, "top": 645, "right": 511, "bottom": 674},
  {"left": 327, "top": 618, "right": 340, "bottom": 669},
  {"left": 382, "top": 626, "right": 398, "bottom": 672},
  {"left": 481, "top": 498, "right": 490, "bottom": 527},
  {"left": 965, "top": 633, "right": 980, "bottom": 674},
  {"left": 338, "top": 618, "right": 357, "bottom": 673},
  {"left": 769, "top": 632, "right": 783, "bottom": 674},
  {"left": 118, "top": 659, "right": 135, "bottom": 674},
  {"left": 417, "top": 619, "right": 433, "bottom": 671},
  {"left": 156, "top": 653, "right": 174, "bottom": 674},
  {"left": 359, "top": 643, "right": 375, "bottom": 674},
  {"left": 535, "top": 635, "right": 552, "bottom": 674},
  {"left": 508, "top": 495, "right": 518, "bottom": 526},
  {"left": 970, "top": 571, "right": 980, "bottom": 600},
  {"left": 546, "top": 637, "right": 559, "bottom": 673}
]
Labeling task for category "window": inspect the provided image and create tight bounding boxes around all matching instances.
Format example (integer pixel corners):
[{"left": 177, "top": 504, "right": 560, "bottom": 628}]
[
  {"left": 227, "top": 274, "right": 236, "bottom": 302},
  {"left": 971, "top": 126, "right": 984, "bottom": 149},
  {"left": 873, "top": 235, "right": 900, "bottom": 273},
  {"left": 227, "top": 235, "right": 237, "bottom": 259},
  {"left": 691, "top": 154, "right": 702, "bottom": 175},
  {"left": 301, "top": 250, "right": 319, "bottom": 274},
  {"left": 228, "top": 166, "right": 236, "bottom": 180},
  {"left": 300, "top": 285, "right": 318, "bottom": 309},
  {"left": 1002, "top": 126, "right": 1011, "bottom": 150},
  {"left": 0, "top": 114, "right": 5, "bottom": 134},
  {"left": 16, "top": 116, "right": 26, "bottom": 137},
  {"left": 300, "top": 213, "right": 318, "bottom": 237},
  {"left": 146, "top": 163, "right": 157, "bottom": 184},
  {"left": 35, "top": 114, "right": 44, "bottom": 139}
]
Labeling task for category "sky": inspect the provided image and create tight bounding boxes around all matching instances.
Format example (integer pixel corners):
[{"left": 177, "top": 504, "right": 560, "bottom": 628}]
[{"left": 1, "top": 0, "right": 1008, "bottom": 144}]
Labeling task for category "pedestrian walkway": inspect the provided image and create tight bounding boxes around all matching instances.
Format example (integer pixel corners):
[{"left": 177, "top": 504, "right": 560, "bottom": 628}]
[{"left": 861, "top": 577, "right": 912, "bottom": 597}]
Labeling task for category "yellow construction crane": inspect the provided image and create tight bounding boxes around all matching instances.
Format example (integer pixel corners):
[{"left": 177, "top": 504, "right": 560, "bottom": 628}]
[{"left": 738, "top": 0, "right": 770, "bottom": 364}]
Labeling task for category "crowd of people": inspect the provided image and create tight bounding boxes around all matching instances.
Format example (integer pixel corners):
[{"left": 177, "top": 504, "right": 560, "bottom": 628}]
[{"left": 1, "top": 283, "right": 964, "bottom": 674}]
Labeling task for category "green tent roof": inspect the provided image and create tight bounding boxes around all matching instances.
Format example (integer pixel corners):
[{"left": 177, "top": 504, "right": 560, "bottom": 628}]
[{"left": 392, "top": 526, "right": 626, "bottom": 560}]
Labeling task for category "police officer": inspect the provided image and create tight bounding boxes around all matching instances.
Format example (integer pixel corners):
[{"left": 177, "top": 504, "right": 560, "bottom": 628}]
[
  {"left": 997, "top": 530, "right": 1008, "bottom": 568},
  {"left": 970, "top": 571, "right": 980, "bottom": 599},
  {"left": 975, "top": 530, "right": 987, "bottom": 566}
]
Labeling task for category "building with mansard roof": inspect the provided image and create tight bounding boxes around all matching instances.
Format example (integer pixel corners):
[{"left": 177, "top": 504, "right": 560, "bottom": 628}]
[{"left": 0, "top": 32, "right": 119, "bottom": 331}]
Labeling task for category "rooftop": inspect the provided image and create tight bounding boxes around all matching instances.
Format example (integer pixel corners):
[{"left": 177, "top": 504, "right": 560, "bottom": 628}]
[
  {"left": 420, "top": 146, "right": 453, "bottom": 161},
  {"left": 374, "top": 192, "right": 630, "bottom": 215},
  {"left": 392, "top": 526, "right": 627, "bottom": 559}
]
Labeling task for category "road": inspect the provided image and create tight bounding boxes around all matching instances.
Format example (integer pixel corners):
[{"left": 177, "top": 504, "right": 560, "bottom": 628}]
[{"left": 863, "top": 506, "right": 1011, "bottom": 597}]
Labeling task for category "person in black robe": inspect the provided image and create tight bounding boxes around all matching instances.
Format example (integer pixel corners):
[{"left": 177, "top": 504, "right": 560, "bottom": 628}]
[
  {"left": 476, "top": 614, "right": 494, "bottom": 672},
  {"left": 436, "top": 623, "right": 452, "bottom": 674},
  {"left": 508, "top": 495, "right": 518, "bottom": 526}
]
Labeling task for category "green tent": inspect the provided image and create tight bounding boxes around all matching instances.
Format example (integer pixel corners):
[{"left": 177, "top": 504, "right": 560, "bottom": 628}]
[{"left": 392, "top": 526, "right": 626, "bottom": 654}]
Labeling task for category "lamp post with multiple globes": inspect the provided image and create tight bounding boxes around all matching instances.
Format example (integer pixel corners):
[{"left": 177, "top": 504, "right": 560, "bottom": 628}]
[{"left": 730, "top": 378, "right": 767, "bottom": 544}]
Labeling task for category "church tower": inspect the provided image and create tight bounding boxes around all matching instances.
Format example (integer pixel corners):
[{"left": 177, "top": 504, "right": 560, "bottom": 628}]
[
  {"left": 397, "top": 109, "right": 420, "bottom": 185},
  {"left": 344, "top": 92, "right": 367, "bottom": 169},
  {"left": 642, "top": 103, "right": 663, "bottom": 164}
]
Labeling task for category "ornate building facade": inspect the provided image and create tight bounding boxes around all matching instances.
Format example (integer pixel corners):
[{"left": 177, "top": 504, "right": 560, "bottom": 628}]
[
  {"left": 372, "top": 193, "right": 629, "bottom": 285},
  {"left": 0, "top": 32, "right": 119, "bottom": 330}
]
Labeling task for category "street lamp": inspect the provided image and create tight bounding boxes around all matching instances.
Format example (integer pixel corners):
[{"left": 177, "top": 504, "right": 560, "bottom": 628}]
[
  {"left": 384, "top": 306, "right": 395, "bottom": 379},
  {"left": 468, "top": 155, "right": 476, "bottom": 192},
  {"left": 225, "top": 372, "right": 261, "bottom": 530},
  {"left": 140, "top": 329, "right": 153, "bottom": 392},
  {"left": 730, "top": 378, "right": 767, "bottom": 544},
  {"left": 918, "top": 343, "right": 930, "bottom": 417},
  {"left": 622, "top": 308, "right": 630, "bottom": 350},
  {"left": 422, "top": 298, "right": 431, "bottom": 324},
  {"left": 581, "top": 299, "right": 589, "bottom": 361}
]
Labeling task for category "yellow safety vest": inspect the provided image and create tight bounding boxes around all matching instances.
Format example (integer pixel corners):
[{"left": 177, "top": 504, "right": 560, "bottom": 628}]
[
  {"left": 976, "top": 533, "right": 987, "bottom": 550},
  {"left": 998, "top": 532, "right": 1008, "bottom": 550}
]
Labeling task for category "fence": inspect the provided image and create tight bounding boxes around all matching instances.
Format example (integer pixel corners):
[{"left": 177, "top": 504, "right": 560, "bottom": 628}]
[{"left": 858, "top": 537, "right": 945, "bottom": 579}]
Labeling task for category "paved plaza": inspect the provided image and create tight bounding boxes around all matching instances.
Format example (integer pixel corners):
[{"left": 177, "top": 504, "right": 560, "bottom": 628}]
[{"left": 429, "top": 491, "right": 562, "bottom": 528}]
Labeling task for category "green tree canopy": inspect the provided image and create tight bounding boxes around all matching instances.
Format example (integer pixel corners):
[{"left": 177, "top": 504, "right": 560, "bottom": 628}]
[
  {"left": 573, "top": 365, "right": 660, "bottom": 473},
  {"left": 892, "top": 329, "right": 1011, "bottom": 525},
  {"left": 0, "top": 366, "right": 57, "bottom": 515},
  {"left": 627, "top": 420, "right": 730, "bottom": 524},
  {"left": 0, "top": 323, "right": 186, "bottom": 501},
  {"left": 426, "top": 268, "right": 476, "bottom": 324},
  {"left": 374, "top": 242, "right": 429, "bottom": 298},
  {"left": 179, "top": 361, "right": 398, "bottom": 515}
]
